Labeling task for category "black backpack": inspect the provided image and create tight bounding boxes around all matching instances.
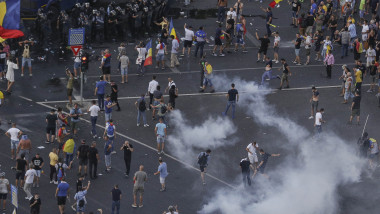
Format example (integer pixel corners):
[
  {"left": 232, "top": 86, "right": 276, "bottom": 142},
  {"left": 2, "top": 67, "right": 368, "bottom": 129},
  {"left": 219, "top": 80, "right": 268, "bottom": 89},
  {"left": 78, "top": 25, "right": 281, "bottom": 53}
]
[
  {"left": 139, "top": 99, "right": 146, "bottom": 111},
  {"left": 78, "top": 198, "right": 85, "bottom": 207},
  {"left": 198, "top": 153, "right": 208, "bottom": 166},
  {"left": 72, "top": 108, "right": 79, "bottom": 120},
  {"left": 160, "top": 105, "right": 167, "bottom": 114}
]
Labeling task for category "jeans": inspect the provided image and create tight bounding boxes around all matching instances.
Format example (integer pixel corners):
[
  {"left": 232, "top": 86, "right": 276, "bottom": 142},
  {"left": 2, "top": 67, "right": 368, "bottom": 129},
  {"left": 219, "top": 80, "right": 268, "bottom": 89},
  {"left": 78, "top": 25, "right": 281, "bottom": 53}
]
[
  {"left": 344, "top": 90, "right": 354, "bottom": 100},
  {"left": 66, "top": 153, "right": 74, "bottom": 166},
  {"left": 315, "top": 125, "right": 322, "bottom": 137},
  {"left": 266, "top": 24, "right": 271, "bottom": 36},
  {"left": 105, "top": 155, "right": 111, "bottom": 167},
  {"left": 91, "top": 116, "right": 97, "bottom": 136},
  {"left": 112, "top": 200, "right": 120, "bottom": 214},
  {"left": 223, "top": 101, "right": 236, "bottom": 119},
  {"left": 242, "top": 171, "right": 251, "bottom": 186},
  {"left": 89, "top": 160, "right": 98, "bottom": 178},
  {"left": 341, "top": 44, "right": 349, "bottom": 57},
  {"left": 149, "top": 93, "right": 154, "bottom": 109},
  {"left": 261, "top": 70, "right": 277, "bottom": 85},
  {"left": 137, "top": 110, "right": 147, "bottom": 125},
  {"left": 105, "top": 112, "right": 112, "bottom": 122},
  {"left": 97, "top": 94, "right": 105, "bottom": 110},
  {"left": 349, "top": 37, "right": 356, "bottom": 50},
  {"left": 194, "top": 41, "right": 205, "bottom": 57},
  {"left": 218, "top": 6, "right": 226, "bottom": 22}
]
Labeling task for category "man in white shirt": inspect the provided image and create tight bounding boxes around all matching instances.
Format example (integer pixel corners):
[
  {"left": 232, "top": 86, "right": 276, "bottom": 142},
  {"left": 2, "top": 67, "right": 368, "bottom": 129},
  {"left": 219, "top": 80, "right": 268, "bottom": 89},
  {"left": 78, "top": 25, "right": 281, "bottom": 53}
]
[
  {"left": 314, "top": 108, "right": 325, "bottom": 137},
  {"left": 136, "top": 41, "right": 147, "bottom": 76},
  {"left": 165, "top": 78, "right": 176, "bottom": 93},
  {"left": 24, "top": 163, "right": 37, "bottom": 200},
  {"left": 361, "top": 20, "right": 369, "bottom": 42},
  {"left": 5, "top": 123, "right": 23, "bottom": 160},
  {"left": 366, "top": 45, "right": 376, "bottom": 67},
  {"left": 88, "top": 100, "right": 100, "bottom": 138},
  {"left": 227, "top": 8, "right": 237, "bottom": 24},
  {"left": 170, "top": 35, "right": 180, "bottom": 68},
  {"left": 148, "top": 76, "right": 159, "bottom": 110},
  {"left": 182, "top": 24, "right": 194, "bottom": 56},
  {"left": 246, "top": 141, "right": 259, "bottom": 171}
]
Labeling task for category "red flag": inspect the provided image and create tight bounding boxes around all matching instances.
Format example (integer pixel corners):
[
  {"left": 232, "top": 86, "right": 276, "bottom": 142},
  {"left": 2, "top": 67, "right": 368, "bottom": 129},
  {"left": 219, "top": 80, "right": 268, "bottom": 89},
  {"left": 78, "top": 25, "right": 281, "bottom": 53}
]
[
  {"left": 0, "top": 26, "right": 24, "bottom": 39},
  {"left": 269, "top": 1, "right": 276, "bottom": 8}
]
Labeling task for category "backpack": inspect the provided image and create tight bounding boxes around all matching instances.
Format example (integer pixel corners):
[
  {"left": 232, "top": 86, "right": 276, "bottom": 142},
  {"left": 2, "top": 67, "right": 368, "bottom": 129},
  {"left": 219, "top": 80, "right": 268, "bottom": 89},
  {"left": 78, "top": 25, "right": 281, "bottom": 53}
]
[
  {"left": 22, "top": 45, "right": 30, "bottom": 58},
  {"left": 198, "top": 153, "right": 208, "bottom": 166},
  {"left": 78, "top": 198, "right": 85, "bottom": 207},
  {"left": 160, "top": 105, "right": 167, "bottom": 114},
  {"left": 107, "top": 124, "right": 114, "bottom": 136},
  {"left": 139, "top": 99, "right": 146, "bottom": 111},
  {"left": 57, "top": 163, "right": 64, "bottom": 179}
]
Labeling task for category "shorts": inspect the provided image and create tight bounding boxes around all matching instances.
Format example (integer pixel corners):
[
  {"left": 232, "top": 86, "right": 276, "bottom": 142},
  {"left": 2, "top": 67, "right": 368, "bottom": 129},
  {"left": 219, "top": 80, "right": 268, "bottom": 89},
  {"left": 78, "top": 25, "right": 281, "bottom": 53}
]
[
  {"left": 74, "top": 62, "right": 81, "bottom": 69},
  {"left": 311, "top": 101, "right": 319, "bottom": 110},
  {"left": 71, "top": 121, "right": 79, "bottom": 131},
  {"left": 35, "top": 170, "right": 41, "bottom": 177},
  {"left": 77, "top": 204, "right": 86, "bottom": 212},
  {"left": 351, "top": 108, "right": 360, "bottom": 116},
  {"left": 184, "top": 40, "right": 193, "bottom": 48},
  {"left": 57, "top": 196, "right": 66, "bottom": 205},
  {"left": 67, "top": 89, "right": 73, "bottom": 97},
  {"left": 370, "top": 75, "right": 376, "bottom": 83},
  {"left": 11, "top": 140, "right": 19, "bottom": 150},
  {"left": 248, "top": 154, "right": 258, "bottom": 164},
  {"left": 0, "top": 64, "right": 5, "bottom": 72},
  {"left": 16, "top": 171, "right": 25, "bottom": 180},
  {"left": 199, "top": 165, "right": 206, "bottom": 172},
  {"left": 292, "top": 11, "right": 298, "bottom": 18},
  {"left": 120, "top": 67, "right": 128, "bottom": 75},
  {"left": 305, "top": 48, "right": 311, "bottom": 56},
  {"left": 0, "top": 193, "right": 7, "bottom": 200},
  {"left": 273, "top": 46, "right": 279, "bottom": 53},
  {"left": 160, "top": 177, "right": 166, "bottom": 184},
  {"left": 215, "top": 38, "right": 222, "bottom": 46},
  {"left": 133, "top": 186, "right": 144, "bottom": 195},
  {"left": 79, "top": 158, "right": 88, "bottom": 166},
  {"left": 153, "top": 100, "right": 160, "bottom": 106},
  {"left": 157, "top": 135, "right": 165, "bottom": 144},
  {"left": 281, "top": 73, "right": 288, "bottom": 82},
  {"left": 258, "top": 48, "right": 268, "bottom": 55},
  {"left": 295, "top": 48, "right": 300, "bottom": 56},
  {"left": 236, "top": 38, "right": 245, "bottom": 45},
  {"left": 203, "top": 78, "right": 213, "bottom": 87},
  {"left": 258, "top": 166, "right": 266, "bottom": 174},
  {"left": 315, "top": 46, "right": 321, "bottom": 52},
  {"left": 156, "top": 53, "right": 164, "bottom": 61},
  {"left": 19, "top": 149, "right": 30, "bottom": 161},
  {"left": 102, "top": 66, "right": 111, "bottom": 75},
  {"left": 46, "top": 126, "right": 56, "bottom": 135},
  {"left": 22, "top": 57, "right": 32, "bottom": 67}
]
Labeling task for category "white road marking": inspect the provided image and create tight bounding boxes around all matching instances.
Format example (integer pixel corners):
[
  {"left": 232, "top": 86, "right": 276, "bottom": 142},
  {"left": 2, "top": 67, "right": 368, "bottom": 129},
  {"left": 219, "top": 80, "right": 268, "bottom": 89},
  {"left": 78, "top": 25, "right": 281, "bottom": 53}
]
[{"left": 18, "top": 96, "right": 33, "bottom": 102}]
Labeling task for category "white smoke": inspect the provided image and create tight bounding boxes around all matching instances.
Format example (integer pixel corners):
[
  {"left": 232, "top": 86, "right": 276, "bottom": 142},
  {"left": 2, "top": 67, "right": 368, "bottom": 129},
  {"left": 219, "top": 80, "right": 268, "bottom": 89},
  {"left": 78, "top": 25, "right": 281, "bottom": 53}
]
[{"left": 197, "top": 75, "right": 365, "bottom": 214}]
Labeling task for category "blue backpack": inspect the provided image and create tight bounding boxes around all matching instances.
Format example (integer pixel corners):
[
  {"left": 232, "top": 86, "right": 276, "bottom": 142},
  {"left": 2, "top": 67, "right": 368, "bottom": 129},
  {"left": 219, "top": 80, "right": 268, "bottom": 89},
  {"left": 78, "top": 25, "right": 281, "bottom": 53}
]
[{"left": 107, "top": 124, "right": 114, "bottom": 136}]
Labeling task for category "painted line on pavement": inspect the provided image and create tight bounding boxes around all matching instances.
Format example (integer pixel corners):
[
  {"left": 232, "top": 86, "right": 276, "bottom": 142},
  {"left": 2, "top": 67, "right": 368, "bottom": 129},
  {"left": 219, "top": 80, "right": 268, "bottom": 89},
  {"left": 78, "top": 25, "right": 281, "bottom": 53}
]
[
  {"left": 18, "top": 96, "right": 33, "bottom": 102},
  {"left": 35, "top": 101, "right": 236, "bottom": 189}
]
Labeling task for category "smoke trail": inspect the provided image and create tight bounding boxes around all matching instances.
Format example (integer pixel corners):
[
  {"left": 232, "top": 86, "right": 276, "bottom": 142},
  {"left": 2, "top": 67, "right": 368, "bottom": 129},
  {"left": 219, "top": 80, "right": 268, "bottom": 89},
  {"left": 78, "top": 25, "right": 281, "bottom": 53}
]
[{"left": 198, "top": 75, "right": 364, "bottom": 214}]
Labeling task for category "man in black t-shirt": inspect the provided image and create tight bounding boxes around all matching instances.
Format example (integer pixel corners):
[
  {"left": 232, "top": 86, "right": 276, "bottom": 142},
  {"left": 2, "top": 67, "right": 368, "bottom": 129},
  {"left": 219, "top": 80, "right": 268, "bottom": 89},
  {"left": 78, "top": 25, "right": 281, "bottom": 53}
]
[
  {"left": 45, "top": 109, "right": 57, "bottom": 144},
  {"left": 31, "top": 153, "right": 44, "bottom": 187},
  {"left": 349, "top": 90, "right": 361, "bottom": 125},
  {"left": 240, "top": 157, "right": 251, "bottom": 186},
  {"left": 30, "top": 193, "right": 41, "bottom": 214},
  {"left": 278, "top": 58, "right": 292, "bottom": 90},
  {"left": 222, "top": 83, "right": 239, "bottom": 119},
  {"left": 110, "top": 80, "right": 121, "bottom": 111},
  {"left": 252, "top": 149, "right": 280, "bottom": 179},
  {"left": 255, "top": 32, "right": 270, "bottom": 62},
  {"left": 88, "top": 142, "right": 99, "bottom": 180},
  {"left": 111, "top": 185, "right": 122, "bottom": 213},
  {"left": 293, "top": 33, "right": 302, "bottom": 65},
  {"left": 77, "top": 140, "right": 89, "bottom": 176},
  {"left": 120, "top": 141, "right": 134, "bottom": 177},
  {"left": 290, "top": 0, "right": 301, "bottom": 27},
  {"left": 212, "top": 24, "right": 229, "bottom": 57},
  {"left": 15, "top": 153, "right": 27, "bottom": 188}
]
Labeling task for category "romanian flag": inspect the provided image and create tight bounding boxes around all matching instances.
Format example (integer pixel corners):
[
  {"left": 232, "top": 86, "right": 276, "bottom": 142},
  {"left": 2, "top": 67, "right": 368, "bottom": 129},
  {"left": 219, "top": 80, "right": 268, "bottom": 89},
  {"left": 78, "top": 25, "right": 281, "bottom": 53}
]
[
  {"left": 269, "top": 0, "right": 283, "bottom": 8},
  {"left": 169, "top": 18, "right": 179, "bottom": 43},
  {"left": 144, "top": 40, "right": 152, "bottom": 66},
  {"left": 0, "top": 0, "right": 24, "bottom": 42}
]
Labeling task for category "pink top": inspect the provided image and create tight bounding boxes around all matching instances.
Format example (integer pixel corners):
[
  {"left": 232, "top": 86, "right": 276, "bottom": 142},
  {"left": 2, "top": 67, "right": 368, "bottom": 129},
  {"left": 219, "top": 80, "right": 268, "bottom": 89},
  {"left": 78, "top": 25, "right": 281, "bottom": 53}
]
[{"left": 324, "top": 54, "right": 335, "bottom": 65}]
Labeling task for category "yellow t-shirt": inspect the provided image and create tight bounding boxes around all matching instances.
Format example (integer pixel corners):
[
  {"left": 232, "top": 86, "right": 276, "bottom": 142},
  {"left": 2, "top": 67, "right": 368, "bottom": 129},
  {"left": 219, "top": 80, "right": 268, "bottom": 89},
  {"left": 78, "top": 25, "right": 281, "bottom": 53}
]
[
  {"left": 355, "top": 70, "right": 362, "bottom": 83},
  {"left": 0, "top": 91, "right": 3, "bottom": 105},
  {"left": 49, "top": 152, "right": 58, "bottom": 166}
]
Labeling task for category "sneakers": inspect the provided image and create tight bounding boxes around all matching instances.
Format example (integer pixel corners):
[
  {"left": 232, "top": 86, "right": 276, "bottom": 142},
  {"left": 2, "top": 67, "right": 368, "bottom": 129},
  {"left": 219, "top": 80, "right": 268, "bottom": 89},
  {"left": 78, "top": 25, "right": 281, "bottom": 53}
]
[
  {"left": 212, "top": 53, "right": 217, "bottom": 56},
  {"left": 219, "top": 54, "right": 225, "bottom": 57},
  {"left": 111, "top": 151, "right": 117, "bottom": 154},
  {"left": 45, "top": 141, "right": 50, "bottom": 144},
  {"left": 160, "top": 188, "right": 166, "bottom": 192},
  {"left": 292, "top": 61, "right": 297, "bottom": 64},
  {"left": 144, "top": 124, "right": 149, "bottom": 127},
  {"left": 296, "top": 63, "right": 302, "bottom": 66},
  {"left": 54, "top": 181, "right": 58, "bottom": 185},
  {"left": 242, "top": 50, "right": 248, "bottom": 53},
  {"left": 274, "top": 60, "right": 279, "bottom": 63},
  {"left": 29, "top": 74, "right": 33, "bottom": 77},
  {"left": 367, "top": 89, "right": 374, "bottom": 93},
  {"left": 71, "top": 205, "right": 76, "bottom": 211},
  {"left": 50, "top": 180, "right": 54, "bottom": 184},
  {"left": 157, "top": 151, "right": 161, "bottom": 155},
  {"left": 308, "top": 116, "right": 314, "bottom": 119},
  {"left": 25, "top": 196, "right": 32, "bottom": 200},
  {"left": 21, "top": 73, "right": 24, "bottom": 77},
  {"left": 137, "top": 123, "right": 140, "bottom": 127},
  {"left": 139, "top": 204, "right": 144, "bottom": 208},
  {"left": 161, "top": 151, "right": 165, "bottom": 154},
  {"left": 132, "top": 204, "right": 138, "bottom": 208}
]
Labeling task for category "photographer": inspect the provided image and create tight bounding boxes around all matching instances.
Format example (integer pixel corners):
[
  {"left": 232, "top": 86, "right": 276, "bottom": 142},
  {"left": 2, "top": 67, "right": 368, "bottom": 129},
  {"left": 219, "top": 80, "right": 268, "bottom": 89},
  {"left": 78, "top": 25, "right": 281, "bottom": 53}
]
[{"left": 18, "top": 40, "right": 34, "bottom": 77}]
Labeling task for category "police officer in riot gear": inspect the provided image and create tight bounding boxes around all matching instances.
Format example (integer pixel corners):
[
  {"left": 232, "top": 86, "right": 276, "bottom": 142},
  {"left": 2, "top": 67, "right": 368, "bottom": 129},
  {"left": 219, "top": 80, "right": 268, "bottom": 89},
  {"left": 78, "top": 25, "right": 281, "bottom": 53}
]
[{"left": 93, "top": 11, "right": 104, "bottom": 43}]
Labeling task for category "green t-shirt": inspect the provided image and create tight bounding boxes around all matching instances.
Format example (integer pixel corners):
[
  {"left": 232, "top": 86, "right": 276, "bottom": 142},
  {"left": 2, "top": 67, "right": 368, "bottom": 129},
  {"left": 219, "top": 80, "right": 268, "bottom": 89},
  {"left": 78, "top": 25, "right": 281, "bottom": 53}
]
[{"left": 360, "top": 0, "right": 366, "bottom": 10}]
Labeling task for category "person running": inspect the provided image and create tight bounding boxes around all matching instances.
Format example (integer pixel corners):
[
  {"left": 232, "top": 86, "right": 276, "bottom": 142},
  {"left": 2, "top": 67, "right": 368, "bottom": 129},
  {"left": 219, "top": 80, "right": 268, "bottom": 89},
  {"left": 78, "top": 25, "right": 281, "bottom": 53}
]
[
  {"left": 135, "top": 94, "right": 149, "bottom": 127},
  {"left": 197, "top": 149, "right": 211, "bottom": 185},
  {"left": 120, "top": 141, "right": 134, "bottom": 177},
  {"left": 252, "top": 149, "right": 280, "bottom": 179},
  {"left": 314, "top": 108, "right": 325, "bottom": 137},
  {"left": 182, "top": 24, "right": 194, "bottom": 56},
  {"left": 153, "top": 157, "right": 168, "bottom": 192},
  {"left": 278, "top": 59, "right": 291, "bottom": 90},
  {"left": 349, "top": 90, "right": 361, "bottom": 125},
  {"left": 155, "top": 118, "right": 167, "bottom": 155},
  {"left": 31, "top": 153, "right": 44, "bottom": 188},
  {"left": 255, "top": 32, "right": 270, "bottom": 62},
  {"left": 132, "top": 165, "right": 148, "bottom": 208},
  {"left": 45, "top": 109, "right": 58, "bottom": 144},
  {"left": 0, "top": 172, "right": 10, "bottom": 213},
  {"left": 111, "top": 185, "right": 122, "bottom": 214},
  {"left": 88, "top": 100, "right": 100, "bottom": 139},
  {"left": 55, "top": 177, "right": 70, "bottom": 214},
  {"left": 240, "top": 157, "right": 251, "bottom": 186},
  {"left": 222, "top": 83, "right": 239, "bottom": 119},
  {"left": 5, "top": 123, "right": 23, "bottom": 160},
  {"left": 309, "top": 87, "right": 320, "bottom": 119}
]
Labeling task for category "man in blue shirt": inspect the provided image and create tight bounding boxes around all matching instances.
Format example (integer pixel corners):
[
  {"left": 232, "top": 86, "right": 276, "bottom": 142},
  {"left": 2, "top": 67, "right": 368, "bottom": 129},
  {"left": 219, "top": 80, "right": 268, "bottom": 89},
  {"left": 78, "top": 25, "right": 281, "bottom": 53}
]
[
  {"left": 94, "top": 76, "right": 107, "bottom": 111},
  {"left": 197, "top": 149, "right": 211, "bottom": 185},
  {"left": 69, "top": 103, "right": 83, "bottom": 135},
  {"left": 194, "top": 26, "right": 207, "bottom": 58},
  {"left": 55, "top": 177, "right": 70, "bottom": 214},
  {"left": 154, "top": 158, "right": 168, "bottom": 192},
  {"left": 222, "top": 83, "right": 239, "bottom": 119},
  {"left": 154, "top": 118, "right": 167, "bottom": 155},
  {"left": 104, "top": 95, "right": 117, "bottom": 122},
  {"left": 310, "top": 0, "right": 317, "bottom": 15}
]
